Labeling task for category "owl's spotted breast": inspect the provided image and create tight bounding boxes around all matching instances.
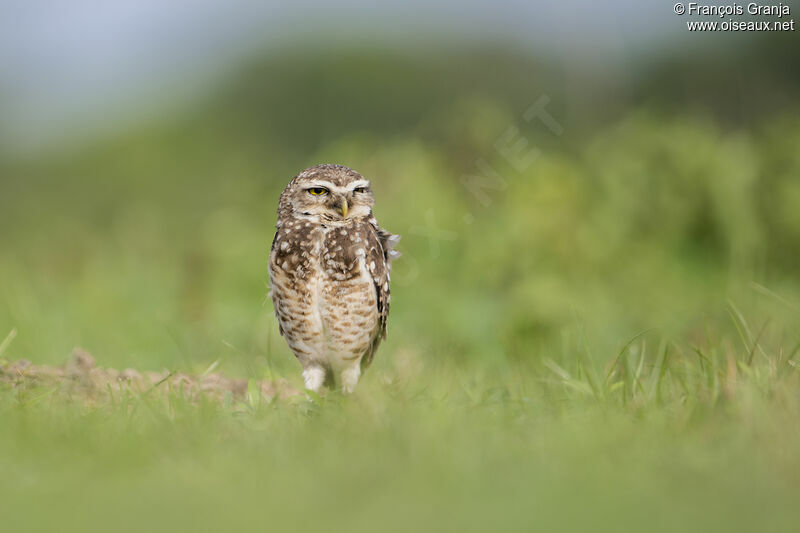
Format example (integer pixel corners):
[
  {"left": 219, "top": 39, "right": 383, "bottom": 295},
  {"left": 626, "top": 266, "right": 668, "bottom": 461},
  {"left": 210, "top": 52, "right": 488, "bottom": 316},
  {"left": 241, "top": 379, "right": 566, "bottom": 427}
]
[{"left": 270, "top": 219, "right": 388, "bottom": 364}]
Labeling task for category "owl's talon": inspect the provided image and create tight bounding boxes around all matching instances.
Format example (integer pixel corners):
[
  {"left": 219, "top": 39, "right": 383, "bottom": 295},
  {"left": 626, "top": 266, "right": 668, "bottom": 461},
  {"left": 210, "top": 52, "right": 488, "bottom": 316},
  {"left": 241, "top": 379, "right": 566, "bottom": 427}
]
[
  {"left": 340, "top": 365, "right": 361, "bottom": 394},
  {"left": 302, "top": 366, "right": 327, "bottom": 393}
]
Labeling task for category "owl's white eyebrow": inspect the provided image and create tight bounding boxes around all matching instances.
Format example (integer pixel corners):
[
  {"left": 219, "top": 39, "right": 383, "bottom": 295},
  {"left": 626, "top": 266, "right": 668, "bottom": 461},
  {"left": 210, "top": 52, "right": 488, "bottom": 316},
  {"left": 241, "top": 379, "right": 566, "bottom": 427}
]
[
  {"left": 348, "top": 180, "right": 370, "bottom": 190},
  {"left": 307, "top": 180, "right": 370, "bottom": 192},
  {"left": 307, "top": 181, "right": 336, "bottom": 189}
]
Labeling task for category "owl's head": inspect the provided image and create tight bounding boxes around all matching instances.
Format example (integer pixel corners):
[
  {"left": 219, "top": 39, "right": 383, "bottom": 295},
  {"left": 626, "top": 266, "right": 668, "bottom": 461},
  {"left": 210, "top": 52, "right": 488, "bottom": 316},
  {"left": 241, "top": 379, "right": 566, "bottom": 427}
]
[{"left": 279, "top": 164, "right": 375, "bottom": 224}]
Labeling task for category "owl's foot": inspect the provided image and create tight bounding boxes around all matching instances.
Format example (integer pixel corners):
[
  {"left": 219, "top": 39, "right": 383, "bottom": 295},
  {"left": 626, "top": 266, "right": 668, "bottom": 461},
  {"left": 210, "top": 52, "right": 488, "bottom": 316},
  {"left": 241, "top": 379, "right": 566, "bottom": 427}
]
[
  {"left": 302, "top": 365, "right": 327, "bottom": 393},
  {"left": 340, "top": 364, "right": 361, "bottom": 394}
]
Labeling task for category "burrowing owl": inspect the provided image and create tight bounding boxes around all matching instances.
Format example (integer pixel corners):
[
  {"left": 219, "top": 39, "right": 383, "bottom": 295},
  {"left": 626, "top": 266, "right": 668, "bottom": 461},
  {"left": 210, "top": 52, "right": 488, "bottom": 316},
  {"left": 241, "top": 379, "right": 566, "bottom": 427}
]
[{"left": 268, "top": 164, "right": 400, "bottom": 393}]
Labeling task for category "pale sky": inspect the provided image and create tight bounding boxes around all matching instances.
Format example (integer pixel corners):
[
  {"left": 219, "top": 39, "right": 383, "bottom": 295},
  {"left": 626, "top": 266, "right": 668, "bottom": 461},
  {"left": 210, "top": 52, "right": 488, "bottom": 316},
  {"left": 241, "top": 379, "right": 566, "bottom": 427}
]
[{"left": 0, "top": 1, "right": 708, "bottom": 151}]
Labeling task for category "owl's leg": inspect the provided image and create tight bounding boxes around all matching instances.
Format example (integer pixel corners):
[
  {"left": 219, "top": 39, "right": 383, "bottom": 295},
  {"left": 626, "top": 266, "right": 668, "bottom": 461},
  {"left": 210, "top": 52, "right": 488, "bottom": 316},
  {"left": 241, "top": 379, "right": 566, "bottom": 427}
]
[
  {"left": 302, "top": 365, "right": 327, "bottom": 393},
  {"left": 339, "top": 363, "right": 361, "bottom": 394}
]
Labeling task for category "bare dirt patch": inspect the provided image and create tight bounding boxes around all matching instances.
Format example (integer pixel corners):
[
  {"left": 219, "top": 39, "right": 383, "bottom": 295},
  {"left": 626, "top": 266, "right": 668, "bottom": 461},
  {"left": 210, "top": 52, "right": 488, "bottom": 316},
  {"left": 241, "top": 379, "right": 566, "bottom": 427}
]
[{"left": 0, "top": 348, "right": 300, "bottom": 404}]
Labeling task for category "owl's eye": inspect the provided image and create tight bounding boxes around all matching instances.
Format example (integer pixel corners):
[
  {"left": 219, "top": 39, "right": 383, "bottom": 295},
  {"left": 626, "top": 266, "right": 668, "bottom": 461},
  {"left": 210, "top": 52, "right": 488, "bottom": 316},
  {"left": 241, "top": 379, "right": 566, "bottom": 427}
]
[
  {"left": 353, "top": 187, "right": 366, "bottom": 193},
  {"left": 307, "top": 187, "right": 328, "bottom": 196}
]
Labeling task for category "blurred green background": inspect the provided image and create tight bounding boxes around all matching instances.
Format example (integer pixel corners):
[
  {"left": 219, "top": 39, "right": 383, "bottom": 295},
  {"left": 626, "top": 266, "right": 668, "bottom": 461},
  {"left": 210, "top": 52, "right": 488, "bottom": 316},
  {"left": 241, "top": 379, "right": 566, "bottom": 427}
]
[
  {"left": 1, "top": 3, "right": 800, "bottom": 531},
  {"left": 2, "top": 33, "right": 799, "bottom": 376}
]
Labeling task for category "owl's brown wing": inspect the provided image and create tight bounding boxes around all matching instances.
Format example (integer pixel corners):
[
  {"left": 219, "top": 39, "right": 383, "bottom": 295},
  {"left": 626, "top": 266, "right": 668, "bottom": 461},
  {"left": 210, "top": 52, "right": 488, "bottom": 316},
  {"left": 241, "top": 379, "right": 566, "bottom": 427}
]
[
  {"left": 362, "top": 220, "right": 400, "bottom": 368},
  {"left": 377, "top": 227, "right": 402, "bottom": 268},
  {"left": 268, "top": 219, "right": 319, "bottom": 339}
]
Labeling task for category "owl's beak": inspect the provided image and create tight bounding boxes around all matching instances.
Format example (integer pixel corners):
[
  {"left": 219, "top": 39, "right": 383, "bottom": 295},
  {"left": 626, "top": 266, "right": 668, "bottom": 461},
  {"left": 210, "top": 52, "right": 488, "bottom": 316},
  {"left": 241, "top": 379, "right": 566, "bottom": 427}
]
[{"left": 340, "top": 198, "right": 348, "bottom": 218}]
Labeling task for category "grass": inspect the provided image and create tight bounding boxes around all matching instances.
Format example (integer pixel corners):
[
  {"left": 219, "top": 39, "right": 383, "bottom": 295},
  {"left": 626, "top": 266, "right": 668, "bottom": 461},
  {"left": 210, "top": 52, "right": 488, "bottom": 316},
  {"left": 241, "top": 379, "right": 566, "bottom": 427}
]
[{"left": 2, "top": 311, "right": 799, "bottom": 533}]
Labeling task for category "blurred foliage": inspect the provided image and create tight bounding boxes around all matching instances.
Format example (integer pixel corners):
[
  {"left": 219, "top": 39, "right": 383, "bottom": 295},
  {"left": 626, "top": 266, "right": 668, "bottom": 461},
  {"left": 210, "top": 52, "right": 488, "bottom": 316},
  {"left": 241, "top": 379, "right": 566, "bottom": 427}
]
[{"left": 0, "top": 44, "right": 799, "bottom": 376}]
